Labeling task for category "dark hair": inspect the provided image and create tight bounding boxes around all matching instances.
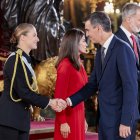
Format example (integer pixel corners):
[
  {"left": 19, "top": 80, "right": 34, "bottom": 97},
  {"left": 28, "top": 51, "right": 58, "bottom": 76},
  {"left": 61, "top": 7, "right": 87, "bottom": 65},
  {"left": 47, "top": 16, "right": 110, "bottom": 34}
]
[
  {"left": 56, "top": 28, "right": 85, "bottom": 70},
  {"left": 10, "top": 23, "right": 35, "bottom": 44},
  {"left": 85, "top": 11, "right": 111, "bottom": 32}
]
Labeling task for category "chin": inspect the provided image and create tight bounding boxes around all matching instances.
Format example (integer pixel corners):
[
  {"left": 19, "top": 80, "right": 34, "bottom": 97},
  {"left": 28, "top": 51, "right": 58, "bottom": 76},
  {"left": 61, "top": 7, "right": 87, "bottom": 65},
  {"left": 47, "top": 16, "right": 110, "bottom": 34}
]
[
  {"left": 81, "top": 50, "right": 87, "bottom": 54},
  {"left": 132, "top": 28, "right": 140, "bottom": 33},
  {"left": 32, "top": 45, "right": 37, "bottom": 49}
]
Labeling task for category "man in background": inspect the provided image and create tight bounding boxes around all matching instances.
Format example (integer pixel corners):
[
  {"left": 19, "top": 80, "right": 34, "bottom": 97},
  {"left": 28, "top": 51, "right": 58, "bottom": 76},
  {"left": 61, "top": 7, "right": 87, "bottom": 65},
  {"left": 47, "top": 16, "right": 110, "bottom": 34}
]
[{"left": 115, "top": 3, "right": 140, "bottom": 113}]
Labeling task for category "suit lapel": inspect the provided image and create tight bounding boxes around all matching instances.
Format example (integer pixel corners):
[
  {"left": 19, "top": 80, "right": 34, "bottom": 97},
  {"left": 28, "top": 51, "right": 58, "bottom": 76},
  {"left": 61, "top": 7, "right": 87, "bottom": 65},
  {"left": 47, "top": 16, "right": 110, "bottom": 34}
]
[
  {"left": 117, "top": 28, "right": 132, "bottom": 47},
  {"left": 117, "top": 28, "right": 139, "bottom": 65},
  {"left": 98, "top": 36, "right": 117, "bottom": 81}
]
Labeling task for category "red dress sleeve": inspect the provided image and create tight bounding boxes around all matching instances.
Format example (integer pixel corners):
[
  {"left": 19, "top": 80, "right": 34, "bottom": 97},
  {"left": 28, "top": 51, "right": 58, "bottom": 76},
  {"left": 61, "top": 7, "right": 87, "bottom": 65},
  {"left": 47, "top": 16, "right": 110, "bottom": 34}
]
[{"left": 54, "top": 60, "right": 70, "bottom": 124}]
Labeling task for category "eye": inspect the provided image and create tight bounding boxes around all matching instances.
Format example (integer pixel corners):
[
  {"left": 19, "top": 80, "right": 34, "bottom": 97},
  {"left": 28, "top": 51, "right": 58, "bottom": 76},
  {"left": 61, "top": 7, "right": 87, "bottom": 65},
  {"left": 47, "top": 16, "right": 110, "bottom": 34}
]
[{"left": 34, "top": 34, "right": 37, "bottom": 37}]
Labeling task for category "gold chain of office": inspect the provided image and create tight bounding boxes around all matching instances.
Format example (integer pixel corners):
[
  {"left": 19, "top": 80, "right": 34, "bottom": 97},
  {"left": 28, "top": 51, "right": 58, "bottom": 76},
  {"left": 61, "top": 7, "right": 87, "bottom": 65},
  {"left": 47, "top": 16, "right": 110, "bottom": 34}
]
[{"left": 10, "top": 49, "right": 39, "bottom": 102}]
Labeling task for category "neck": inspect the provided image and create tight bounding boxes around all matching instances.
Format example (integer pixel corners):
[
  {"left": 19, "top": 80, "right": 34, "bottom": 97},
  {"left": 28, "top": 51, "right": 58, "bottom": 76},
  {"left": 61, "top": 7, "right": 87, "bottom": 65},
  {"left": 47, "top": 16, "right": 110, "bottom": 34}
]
[
  {"left": 17, "top": 44, "right": 31, "bottom": 55},
  {"left": 78, "top": 56, "right": 83, "bottom": 65},
  {"left": 122, "top": 22, "right": 132, "bottom": 34},
  {"left": 100, "top": 32, "right": 113, "bottom": 46}
]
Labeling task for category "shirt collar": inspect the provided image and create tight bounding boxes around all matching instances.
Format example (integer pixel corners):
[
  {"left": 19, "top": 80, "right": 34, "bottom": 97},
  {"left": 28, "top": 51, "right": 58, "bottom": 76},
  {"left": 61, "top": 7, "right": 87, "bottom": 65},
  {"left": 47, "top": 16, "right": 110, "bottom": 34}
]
[
  {"left": 120, "top": 25, "right": 133, "bottom": 45},
  {"left": 103, "top": 34, "right": 114, "bottom": 50},
  {"left": 120, "top": 25, "right": 132, "bottom": 37}
]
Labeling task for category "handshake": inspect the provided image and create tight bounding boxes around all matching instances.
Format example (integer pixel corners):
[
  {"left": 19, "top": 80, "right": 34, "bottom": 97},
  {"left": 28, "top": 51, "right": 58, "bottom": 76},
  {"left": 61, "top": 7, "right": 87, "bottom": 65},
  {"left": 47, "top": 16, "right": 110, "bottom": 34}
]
[{"left": 49, "top": 98, "right": 70, "bottom": 112}]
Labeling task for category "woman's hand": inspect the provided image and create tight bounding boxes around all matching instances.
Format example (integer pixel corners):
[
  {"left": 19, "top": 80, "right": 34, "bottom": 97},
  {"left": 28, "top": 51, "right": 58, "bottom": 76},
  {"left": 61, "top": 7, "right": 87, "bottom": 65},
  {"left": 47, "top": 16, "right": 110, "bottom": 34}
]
[
  {"left": 60, "top": 123, "right": 71, "bottom": 138},
  {"left": 85, "top": 120, "right": 88, "bottom": 132}
]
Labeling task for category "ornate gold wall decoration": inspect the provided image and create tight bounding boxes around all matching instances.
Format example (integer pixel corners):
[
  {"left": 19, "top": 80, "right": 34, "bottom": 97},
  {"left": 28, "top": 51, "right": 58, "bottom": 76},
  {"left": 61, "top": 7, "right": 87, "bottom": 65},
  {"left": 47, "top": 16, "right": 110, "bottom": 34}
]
[
  {"left": 89, "top": 0, "right": 104, "bottom": 12},
  {"left": 33, "top": 57, "right": 58, "bottom": 121},
  {"left": 64, "top": 0, "right": 105, "bottom": 27},
  {"left": 34, "top": 57, "right": 58, "bottom": 97}
]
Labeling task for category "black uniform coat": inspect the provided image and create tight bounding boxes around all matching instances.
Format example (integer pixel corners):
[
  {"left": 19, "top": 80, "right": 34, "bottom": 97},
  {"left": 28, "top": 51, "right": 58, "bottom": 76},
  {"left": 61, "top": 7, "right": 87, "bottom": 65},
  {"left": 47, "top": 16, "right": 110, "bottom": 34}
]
[{"left": 0, "top": 50, "right": 49, "bottom": 132}]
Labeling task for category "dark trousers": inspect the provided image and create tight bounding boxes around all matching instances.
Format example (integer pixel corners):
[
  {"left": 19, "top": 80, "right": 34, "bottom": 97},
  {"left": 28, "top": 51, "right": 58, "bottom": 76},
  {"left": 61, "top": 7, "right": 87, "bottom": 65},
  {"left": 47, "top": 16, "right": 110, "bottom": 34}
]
[
  {"left": 0, "top": 125, "right": 29, "bottom": 140},
  {"left": 98, "top": 121, "right": 137, "bottom": 140}
]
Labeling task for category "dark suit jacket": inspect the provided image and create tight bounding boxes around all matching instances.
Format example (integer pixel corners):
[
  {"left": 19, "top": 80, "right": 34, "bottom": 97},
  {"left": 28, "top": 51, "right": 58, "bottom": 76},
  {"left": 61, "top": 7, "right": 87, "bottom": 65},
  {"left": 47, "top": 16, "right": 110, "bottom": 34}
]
[
  {"left": 115, "top": 27, "right": 140, "bottom": 81},
  {"left": 0, "top": 51, "right": 49, "bottom": 132},
  {"left": 70, "top": 35, "right": 139, "bottom": 127}
]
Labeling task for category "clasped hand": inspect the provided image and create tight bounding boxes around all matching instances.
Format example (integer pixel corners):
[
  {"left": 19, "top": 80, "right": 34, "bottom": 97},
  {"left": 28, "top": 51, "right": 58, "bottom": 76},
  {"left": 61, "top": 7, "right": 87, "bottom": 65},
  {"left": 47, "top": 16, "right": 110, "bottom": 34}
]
[{"left": 49, "top": 98, "right": 67, "bottom": 112}]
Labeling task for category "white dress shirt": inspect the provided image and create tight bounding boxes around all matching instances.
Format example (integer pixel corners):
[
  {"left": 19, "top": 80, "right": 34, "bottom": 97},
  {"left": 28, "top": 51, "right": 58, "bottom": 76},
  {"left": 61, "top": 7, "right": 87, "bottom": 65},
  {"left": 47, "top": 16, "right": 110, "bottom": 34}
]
[{"left": 102, "top": 34, "right": 114, "bottom": 56}]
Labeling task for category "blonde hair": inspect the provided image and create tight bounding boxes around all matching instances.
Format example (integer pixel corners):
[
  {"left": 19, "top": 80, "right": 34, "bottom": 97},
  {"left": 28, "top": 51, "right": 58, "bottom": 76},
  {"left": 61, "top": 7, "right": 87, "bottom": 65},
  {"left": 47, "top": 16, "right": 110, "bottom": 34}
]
[{"left": 10, "top": 23, "right": 35, "bottom": 44}]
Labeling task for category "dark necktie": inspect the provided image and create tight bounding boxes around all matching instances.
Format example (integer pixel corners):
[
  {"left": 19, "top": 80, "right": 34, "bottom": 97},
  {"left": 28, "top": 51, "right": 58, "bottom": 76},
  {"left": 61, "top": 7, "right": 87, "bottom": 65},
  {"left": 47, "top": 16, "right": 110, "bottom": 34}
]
[
  {"left": 101, "top": 47, "right": 105, "bottom": 66},
  {"left": 130, "top": 35, "right": 139, "bottom": 60}
]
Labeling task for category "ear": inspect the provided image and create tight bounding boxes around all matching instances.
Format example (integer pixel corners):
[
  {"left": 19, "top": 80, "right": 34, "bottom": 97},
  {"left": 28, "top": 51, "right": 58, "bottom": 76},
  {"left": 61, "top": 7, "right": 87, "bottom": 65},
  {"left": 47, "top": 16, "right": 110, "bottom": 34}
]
[
  {"left": 98, "top": 25, "right": 104, "bottom": 32},
  {"left": 20, "top": 34, "right": 26, "bottom": 41},
  {"left": 126, "top": 16, "right": 131, "bottom": 23}
]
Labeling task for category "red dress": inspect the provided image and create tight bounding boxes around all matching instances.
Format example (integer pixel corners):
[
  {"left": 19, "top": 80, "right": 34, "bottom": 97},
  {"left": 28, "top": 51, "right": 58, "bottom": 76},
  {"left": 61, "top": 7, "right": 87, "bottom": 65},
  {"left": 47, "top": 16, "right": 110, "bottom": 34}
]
[{"left": 54, "top": 58, "right": 88, "bottom": 140}]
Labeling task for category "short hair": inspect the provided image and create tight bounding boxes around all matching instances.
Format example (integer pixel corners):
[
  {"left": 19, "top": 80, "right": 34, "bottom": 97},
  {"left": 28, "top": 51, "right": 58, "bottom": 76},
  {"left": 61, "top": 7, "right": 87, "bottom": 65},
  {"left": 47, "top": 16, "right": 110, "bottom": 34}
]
[
  {"left": 122, "top": 3, "right": 140, "bottom": 21},
  {"left": 85, "top": 11, "right": 111, "bottom": 32}
]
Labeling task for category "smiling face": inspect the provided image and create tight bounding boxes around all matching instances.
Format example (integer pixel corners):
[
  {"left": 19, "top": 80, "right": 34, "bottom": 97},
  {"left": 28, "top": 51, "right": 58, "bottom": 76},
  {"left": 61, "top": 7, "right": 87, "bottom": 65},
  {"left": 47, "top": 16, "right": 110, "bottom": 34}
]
[
  {"left": 78, "top": 35, "right": 87, "bottom": 54},
  {"left": 85, "top": 20, "right": 101, "bottom": 44},
  {"left": 22, "top": 27, "right": 39, "bottom": 50}
]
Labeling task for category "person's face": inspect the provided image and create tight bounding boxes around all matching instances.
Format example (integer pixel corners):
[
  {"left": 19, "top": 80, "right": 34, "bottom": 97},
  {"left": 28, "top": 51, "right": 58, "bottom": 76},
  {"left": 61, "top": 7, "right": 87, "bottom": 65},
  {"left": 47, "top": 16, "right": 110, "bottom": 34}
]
[
  {"left": 23, "top": 27, "right": 39, "bottom": 50},
  {"left": 129, "top": 9, "right": 140, "bottom": 33},
  {"left": 85, "top": 20, "right": 100, "bottom": 43},
  {"left": 78, "top": 35, "right": 87, "bottom": 54}
]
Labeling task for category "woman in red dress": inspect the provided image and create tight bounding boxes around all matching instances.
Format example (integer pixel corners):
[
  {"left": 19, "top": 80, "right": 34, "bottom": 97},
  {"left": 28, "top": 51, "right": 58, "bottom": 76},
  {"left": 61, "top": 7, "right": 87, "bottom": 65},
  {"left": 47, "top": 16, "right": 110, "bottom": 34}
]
[{"left": 54, "top": 28, "right": 88, "bottom": 140}]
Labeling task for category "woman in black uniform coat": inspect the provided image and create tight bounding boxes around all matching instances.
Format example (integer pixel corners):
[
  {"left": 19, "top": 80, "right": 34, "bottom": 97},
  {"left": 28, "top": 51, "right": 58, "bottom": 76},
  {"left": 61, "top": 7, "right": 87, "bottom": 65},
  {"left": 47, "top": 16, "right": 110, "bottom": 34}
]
[{"left": 0, "top": 23, "right": 66, "bottom": 140}]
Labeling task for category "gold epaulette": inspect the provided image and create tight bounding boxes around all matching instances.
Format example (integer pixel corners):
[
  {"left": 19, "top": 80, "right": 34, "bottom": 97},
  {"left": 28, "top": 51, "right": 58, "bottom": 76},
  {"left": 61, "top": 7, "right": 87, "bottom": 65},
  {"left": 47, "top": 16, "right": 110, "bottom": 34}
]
[{"left": 10, "top": 49, "right": 39, "bottom": 102}]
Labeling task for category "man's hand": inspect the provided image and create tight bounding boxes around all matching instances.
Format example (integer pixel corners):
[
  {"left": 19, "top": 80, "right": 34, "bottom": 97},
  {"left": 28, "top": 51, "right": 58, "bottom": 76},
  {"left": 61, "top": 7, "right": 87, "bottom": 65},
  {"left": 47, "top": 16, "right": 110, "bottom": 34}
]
[
  {"left": 49, "top": 99, "right": 67, "bottom": 112},
  {"left": 57, "top": 99, "right": 67, "bottom": 110},
  {"left": 119, "top": 124, "right": 131, "bottom": 138},
  {"left": 60, "top": 123, "right": 71, "bottom": 138}
]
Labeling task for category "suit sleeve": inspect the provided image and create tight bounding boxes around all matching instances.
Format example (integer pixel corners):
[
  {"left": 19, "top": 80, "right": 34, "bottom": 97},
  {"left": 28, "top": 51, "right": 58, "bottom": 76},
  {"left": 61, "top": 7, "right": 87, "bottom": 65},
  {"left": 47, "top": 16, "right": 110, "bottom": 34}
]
[
  {"left": 117, "top": 45, "right": 138, "bottom": 126},
  {"left": 69, "top": 57, "right": 98, "bottom": 107},
  {"left": 137, "top": 70, "right": 140, "bottom": 82},
  {"left": 54, "top": 62, "right": 70, "bottom": 124},
  {"left": 4, "top": 56, "right": 49, "bottom": 109}
]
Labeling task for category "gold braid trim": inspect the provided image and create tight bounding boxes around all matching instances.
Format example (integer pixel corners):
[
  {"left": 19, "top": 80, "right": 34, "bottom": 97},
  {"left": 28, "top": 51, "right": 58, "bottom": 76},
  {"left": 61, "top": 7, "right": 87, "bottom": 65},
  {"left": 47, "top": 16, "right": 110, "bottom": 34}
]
[{"left": 10, "top": 49, "right": 38, "bottom": 102}]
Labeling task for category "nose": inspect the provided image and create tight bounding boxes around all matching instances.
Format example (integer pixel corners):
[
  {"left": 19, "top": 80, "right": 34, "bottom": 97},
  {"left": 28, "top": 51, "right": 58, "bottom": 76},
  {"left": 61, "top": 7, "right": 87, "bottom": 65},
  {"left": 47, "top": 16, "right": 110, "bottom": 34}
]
[
  {"left": 85, "top": 31, "right": 89, "bottom": 37},
  {"left": 37, "top": 37, "right": 39, "bottom": 42}
]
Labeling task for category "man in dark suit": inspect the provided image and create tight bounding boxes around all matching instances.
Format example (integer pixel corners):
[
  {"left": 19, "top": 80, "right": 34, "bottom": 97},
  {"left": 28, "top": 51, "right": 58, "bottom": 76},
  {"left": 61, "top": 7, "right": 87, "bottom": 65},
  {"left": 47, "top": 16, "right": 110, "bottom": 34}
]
[
  {"left": 115, "top": 3, "right": 140, "bottom": 113},
  {"left": 65, "top": 12, "right": 139, "bottom": 140}
]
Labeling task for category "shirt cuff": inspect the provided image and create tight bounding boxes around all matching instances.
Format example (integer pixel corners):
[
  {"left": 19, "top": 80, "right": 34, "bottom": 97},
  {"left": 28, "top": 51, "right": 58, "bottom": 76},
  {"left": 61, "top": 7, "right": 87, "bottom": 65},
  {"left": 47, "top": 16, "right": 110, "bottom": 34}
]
[
  {"left": 44, "top": 99, "right": 51, "bottom": 109},
  {"left": 66, "top": 98, "right": 72, "bottom": 106}
]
